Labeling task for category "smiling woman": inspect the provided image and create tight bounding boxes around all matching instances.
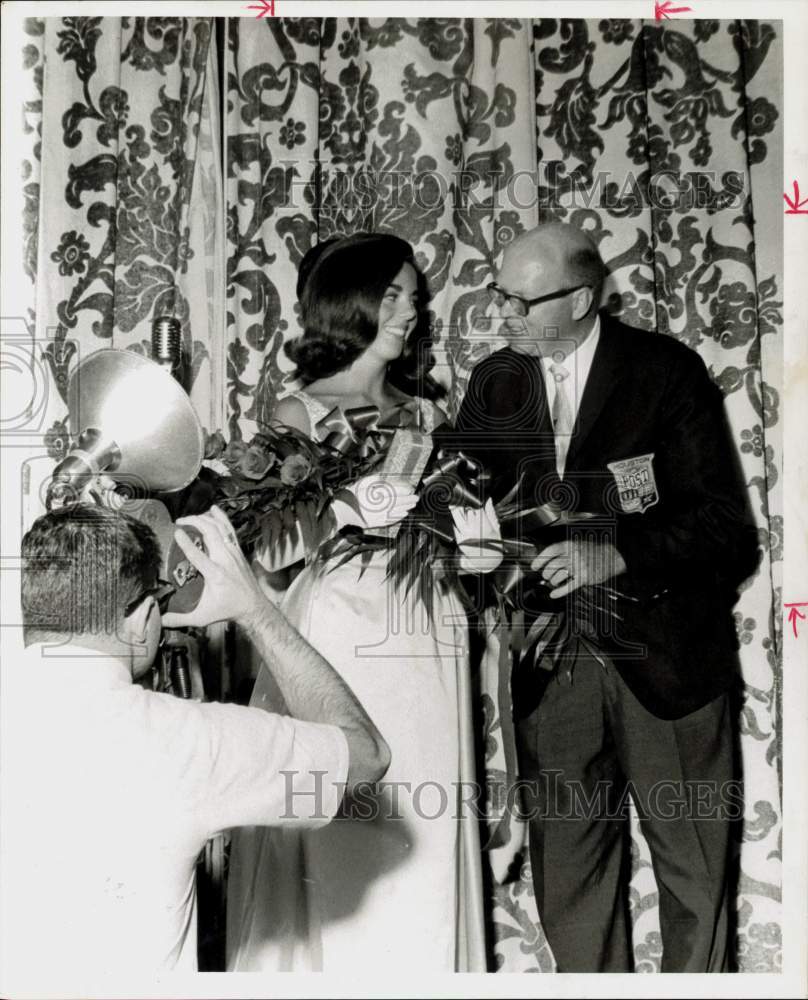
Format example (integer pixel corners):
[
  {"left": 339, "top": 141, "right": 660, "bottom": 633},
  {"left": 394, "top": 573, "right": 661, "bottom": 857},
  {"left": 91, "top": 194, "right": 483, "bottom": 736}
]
[
  {"left": 225, "top": 233, "right": 488, "bottom": 974},
  {"left": 11, "top": 10, "right": 786, "bottom": 976},
  {"left": 372, "top": 263, "right": 419, "bottom": 360},
  {"left": 283, "top": 232, "right": 441, "bottom": 404}
]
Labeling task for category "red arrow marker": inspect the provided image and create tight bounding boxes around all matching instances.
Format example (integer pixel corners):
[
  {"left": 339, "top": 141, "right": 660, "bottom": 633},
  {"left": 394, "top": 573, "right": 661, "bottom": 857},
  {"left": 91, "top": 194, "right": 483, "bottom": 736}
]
[
  {"left": 785, "top": 603, "right": 808, "bottom": 638},
  {"left": 247, "top": 0, "right": 275, "bottom": 16},
  {"left": 655, "top": 0, "right": 693, "bottom": 18},
  {"left": 784, "top": 180, "right": 808, "bottom": 215}
]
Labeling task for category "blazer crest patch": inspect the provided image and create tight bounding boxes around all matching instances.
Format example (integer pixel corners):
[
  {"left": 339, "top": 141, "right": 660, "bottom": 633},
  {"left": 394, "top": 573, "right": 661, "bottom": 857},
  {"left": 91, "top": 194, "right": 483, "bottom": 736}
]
[{"left": 607, "top": 453, "right": 659, "bottom": 514}]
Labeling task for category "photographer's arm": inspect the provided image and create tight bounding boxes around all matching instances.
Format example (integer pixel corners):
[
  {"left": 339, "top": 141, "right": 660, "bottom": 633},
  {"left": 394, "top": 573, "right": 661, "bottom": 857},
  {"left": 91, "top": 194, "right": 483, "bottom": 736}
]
[
  {"left": 237, "top": 599, "right": 390, "bottom": 791},
  {"left": 162, "top": 508, "right": 390, "bottom": 791}
]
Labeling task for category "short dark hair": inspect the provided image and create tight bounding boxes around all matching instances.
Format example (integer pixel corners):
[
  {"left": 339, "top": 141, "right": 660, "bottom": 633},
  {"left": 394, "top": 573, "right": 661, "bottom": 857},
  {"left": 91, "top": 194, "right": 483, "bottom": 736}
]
[
  {"left": 286, "top": 232, "right": 444, "bottom": 399},
  {"left": 21, "top": 505, "right": 161, "bottom": 643}
]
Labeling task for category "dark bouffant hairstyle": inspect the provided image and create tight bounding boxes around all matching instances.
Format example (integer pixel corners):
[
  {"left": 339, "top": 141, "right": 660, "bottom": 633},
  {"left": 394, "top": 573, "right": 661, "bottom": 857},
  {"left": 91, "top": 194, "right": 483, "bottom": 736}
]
[
  {"left": 21, "top": 505, "right": 161, "bottom": 643},
  {"left": 285, "top": 232, "right": 445, "bottom": 400}
]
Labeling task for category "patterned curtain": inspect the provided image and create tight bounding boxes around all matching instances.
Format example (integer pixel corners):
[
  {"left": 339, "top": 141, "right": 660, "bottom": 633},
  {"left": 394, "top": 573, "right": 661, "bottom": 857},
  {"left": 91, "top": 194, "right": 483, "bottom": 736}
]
[
  {"left": 225, "top": 17, "right": 782, "bottom": 974},
  {"left": 14, "top": 12, "right": 781, "bottom": 976},
  {"left": 224, "top": 17, "right": 537, "bottom": 438},
  {"left": 515, "top": 18, "right": 782, "bottom": 974},
  {"left": 19, "top": 16, "right": 225, "bottom": 518}
]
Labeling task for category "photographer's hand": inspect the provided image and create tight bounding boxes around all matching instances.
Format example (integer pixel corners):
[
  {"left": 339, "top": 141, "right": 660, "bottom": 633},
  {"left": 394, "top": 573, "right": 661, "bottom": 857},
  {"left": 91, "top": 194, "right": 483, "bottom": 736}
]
[
  {"left": 161, "top": 506, "right": 264, "bottom": 629},
  {"left": 160, "top": 506, "right": 390, "bottom": 789}
]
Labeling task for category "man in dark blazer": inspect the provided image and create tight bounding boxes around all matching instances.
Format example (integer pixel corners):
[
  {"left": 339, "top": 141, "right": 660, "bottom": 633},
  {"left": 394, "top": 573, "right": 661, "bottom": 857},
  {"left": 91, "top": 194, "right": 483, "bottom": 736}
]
[{"left": 454, "top": 222, "right": 759, "bottom": 972}]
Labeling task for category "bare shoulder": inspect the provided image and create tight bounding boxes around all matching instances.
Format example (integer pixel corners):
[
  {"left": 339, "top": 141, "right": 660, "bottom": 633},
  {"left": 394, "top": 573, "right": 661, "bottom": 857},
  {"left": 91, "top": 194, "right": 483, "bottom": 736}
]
[{"left": 272, "top": 394, "right": 312, "bottom": 436}]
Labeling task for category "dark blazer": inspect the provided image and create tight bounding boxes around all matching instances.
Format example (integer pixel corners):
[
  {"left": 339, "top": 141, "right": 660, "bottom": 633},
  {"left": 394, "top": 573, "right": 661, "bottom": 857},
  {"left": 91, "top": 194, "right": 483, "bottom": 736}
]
[{"left": 454, "top": 313, "right": 759, "bottom": 720}]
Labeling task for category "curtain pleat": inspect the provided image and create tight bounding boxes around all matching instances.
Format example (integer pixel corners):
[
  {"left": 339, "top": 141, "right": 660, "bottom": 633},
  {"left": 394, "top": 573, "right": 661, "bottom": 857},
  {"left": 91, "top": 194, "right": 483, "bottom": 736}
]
[
  {"left": 21, "top": 16, "right": 224, "bottom": 522},
  {"left": 17, "top": 14, "right": 782, "bottom": 975},
  {"left": 224, "top": 17, "right": 782, "bottom": 974}
]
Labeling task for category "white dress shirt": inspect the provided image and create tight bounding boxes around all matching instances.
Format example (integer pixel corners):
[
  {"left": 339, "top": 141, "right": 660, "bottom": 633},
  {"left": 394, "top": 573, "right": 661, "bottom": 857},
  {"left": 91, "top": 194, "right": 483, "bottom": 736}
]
[
  {"left": 0, "top": 645, "right": 349, "bottom": 983},
  {"left": 539, "top": 315, "right": 600, "bottom": 476},
  {"left": 539, "top": 314, "right": 601, "bottom": 430}
]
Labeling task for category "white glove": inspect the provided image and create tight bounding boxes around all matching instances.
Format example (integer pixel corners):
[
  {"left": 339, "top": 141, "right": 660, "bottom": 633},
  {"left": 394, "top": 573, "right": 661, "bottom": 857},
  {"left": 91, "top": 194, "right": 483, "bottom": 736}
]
[
  {"left": 332, "top": 474, "right": 419, "bottom": 530},
  {"left": 451, "top": 498, "right": 503, "bottom": 573}
]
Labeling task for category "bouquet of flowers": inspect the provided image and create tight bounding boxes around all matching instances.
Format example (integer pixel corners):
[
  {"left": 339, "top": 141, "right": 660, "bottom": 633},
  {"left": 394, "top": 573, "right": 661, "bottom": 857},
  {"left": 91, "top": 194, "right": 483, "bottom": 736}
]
[
  {"left": 184, "top": 425, "right": 385, "bottom": 560},
  {"left": 179, "top": 424, "right": 630, "bottom": 665},
  {"left": 177, "top": 423, "right": 502, "bottom": 611}
]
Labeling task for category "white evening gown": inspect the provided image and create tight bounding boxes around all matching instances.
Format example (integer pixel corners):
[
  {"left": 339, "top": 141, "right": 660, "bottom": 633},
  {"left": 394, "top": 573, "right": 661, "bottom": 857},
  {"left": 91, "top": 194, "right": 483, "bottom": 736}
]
[{"left": 226, "top": 390, "right": 487, "bottom": 973}]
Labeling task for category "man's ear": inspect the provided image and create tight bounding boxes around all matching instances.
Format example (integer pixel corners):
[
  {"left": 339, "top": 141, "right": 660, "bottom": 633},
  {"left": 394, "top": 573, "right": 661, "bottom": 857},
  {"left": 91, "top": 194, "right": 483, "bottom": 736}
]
[
  {"left": 125, "top": 595, "right": 157, "bottom": 644},
  {"left": 571, "top": 285, "right": 594, "bottom": 321}
]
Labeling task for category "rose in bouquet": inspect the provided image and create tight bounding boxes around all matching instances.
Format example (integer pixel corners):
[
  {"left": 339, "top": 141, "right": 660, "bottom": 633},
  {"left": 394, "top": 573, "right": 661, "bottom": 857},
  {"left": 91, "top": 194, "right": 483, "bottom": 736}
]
[{"left": 183, "top": 424, "right": 385, "bottom": 559}]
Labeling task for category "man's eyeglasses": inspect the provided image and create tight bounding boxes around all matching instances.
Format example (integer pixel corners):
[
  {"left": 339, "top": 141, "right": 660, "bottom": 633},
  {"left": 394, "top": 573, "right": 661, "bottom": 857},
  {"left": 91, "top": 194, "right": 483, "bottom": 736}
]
[
  {"left": 124, "top": 580, "right": 175, "bottom": 618},
  {"left": 486, "top": 282, "right": 588, "bottom": 318}
]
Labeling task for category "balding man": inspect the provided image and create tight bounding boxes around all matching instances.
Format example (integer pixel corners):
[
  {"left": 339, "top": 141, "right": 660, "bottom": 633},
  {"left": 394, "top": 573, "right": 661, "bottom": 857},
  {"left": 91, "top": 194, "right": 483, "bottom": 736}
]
[{"left": 455, "top": 222, "right": 758, "bottom": 972}]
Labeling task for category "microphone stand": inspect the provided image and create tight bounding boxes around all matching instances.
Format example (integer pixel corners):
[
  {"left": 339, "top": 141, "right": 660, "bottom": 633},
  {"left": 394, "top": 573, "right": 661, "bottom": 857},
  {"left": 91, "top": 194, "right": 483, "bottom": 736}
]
[{"left": 150, "top": 316, "right": 198, "bottom": 702}]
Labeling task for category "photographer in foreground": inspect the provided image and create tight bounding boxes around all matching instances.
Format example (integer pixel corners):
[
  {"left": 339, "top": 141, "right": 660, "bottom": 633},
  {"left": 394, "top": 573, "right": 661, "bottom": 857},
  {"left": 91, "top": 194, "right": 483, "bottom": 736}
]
[{"left": 1, "top": 504, "right": 389, "bottom": 978}]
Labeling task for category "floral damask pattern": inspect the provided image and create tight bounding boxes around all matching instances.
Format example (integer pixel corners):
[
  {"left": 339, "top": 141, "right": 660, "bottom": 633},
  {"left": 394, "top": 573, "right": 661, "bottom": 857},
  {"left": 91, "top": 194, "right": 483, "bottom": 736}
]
[
  {"left": 23, "top": 17, "right": 224, "bottom": 443},
  {"left": 226, "top": 18, "right": 537, "bottom": 438},
  {"left": 515, "top": 18, "right": 782, "bottom": 974},
  {"left": 21, "top": 18, "right": 44, "bottom": 309},
  {"left": 51, "top": 230, "right": 91, "bottom": 277},
  {"left": 21, "top": 14, "right": 782, "bottom": 976},
  {"left": 226, "top": 18, "right": 782, "bottom": 975}
]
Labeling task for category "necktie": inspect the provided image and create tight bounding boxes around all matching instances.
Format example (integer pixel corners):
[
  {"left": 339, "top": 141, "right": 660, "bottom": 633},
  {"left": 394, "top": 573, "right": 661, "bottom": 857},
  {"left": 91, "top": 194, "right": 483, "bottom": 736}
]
[{"left": 549, "top": 362, "right": 573, "bottom": 477}]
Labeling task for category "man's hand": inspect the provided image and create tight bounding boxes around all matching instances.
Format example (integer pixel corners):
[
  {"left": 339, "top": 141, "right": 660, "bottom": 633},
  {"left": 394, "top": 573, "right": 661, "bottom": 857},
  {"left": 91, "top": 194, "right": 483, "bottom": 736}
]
[
  {"left": 161, "top": 506, "right": 267, "bottom": 629},
  {"left": 331, "top": 474, "right": 419, "bottom": 530},
  {"left": 531, "top": 538, "right": 627, "bottom": 599}
]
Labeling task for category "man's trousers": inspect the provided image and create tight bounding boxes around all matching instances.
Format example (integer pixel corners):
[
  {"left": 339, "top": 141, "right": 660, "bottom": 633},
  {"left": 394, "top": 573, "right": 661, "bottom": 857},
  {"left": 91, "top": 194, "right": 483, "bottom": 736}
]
[{"left": 514, "top": 646, "right": 738, "bottom": 973}]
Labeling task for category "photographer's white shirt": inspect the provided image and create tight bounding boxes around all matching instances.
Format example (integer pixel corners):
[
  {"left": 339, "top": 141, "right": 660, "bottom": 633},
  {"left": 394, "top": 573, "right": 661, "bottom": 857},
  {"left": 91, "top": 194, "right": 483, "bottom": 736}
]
[{"left": 0, "top": 645, "right": 348, "bottom": 979}]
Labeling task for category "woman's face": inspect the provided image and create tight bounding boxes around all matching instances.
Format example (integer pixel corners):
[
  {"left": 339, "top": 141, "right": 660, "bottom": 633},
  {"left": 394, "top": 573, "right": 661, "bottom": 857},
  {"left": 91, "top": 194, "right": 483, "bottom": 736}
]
[{"left": 368, "top": 262, "right": 419, "bottom": 364}]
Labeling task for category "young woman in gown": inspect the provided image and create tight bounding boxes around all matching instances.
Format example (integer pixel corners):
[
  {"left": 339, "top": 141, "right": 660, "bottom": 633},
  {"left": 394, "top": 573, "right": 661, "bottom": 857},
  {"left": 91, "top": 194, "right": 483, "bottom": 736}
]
[{"left": 226, "top": 234, "right": 489, "bottom": 973}]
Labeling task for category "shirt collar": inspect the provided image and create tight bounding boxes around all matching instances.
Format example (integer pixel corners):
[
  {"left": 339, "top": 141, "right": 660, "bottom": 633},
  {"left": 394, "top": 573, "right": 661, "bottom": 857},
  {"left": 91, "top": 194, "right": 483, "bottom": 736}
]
[
  {"left": 539, "top": 313, "right": 601, "bottom": 372},
  {"left": 16, "top": 644, "right": 135, "bottom": 689}
]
